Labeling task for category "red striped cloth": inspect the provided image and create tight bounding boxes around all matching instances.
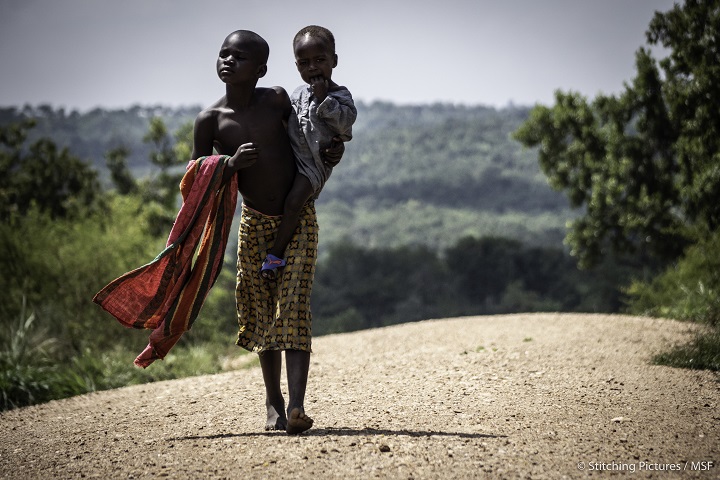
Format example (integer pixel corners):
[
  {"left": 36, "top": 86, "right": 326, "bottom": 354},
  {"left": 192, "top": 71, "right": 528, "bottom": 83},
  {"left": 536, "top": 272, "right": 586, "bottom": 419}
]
[{"left": 93, "top": 155, "right": 238, "bottom": 367}]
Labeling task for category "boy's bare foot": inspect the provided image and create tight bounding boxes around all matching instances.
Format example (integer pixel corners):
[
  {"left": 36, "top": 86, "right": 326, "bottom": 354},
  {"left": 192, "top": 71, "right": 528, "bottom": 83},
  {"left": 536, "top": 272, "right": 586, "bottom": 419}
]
[
  {"left": 286, "top": 407, "right": 313, "bottom": 435},
  {"left": 265, "top": 403, "right": 287, "bottom": 431}
]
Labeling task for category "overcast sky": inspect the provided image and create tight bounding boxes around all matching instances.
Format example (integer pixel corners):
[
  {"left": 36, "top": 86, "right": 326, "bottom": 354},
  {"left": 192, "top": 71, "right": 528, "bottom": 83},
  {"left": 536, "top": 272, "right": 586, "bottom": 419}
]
[{"left": 0, "top": 0, "right": 677, "bottom": 111}]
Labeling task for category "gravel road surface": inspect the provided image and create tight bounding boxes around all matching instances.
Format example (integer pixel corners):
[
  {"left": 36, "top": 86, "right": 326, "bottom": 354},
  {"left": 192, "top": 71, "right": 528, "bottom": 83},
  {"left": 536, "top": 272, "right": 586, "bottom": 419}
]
[{"left": 1, "top": 313, "right": 718, "bottom": 479}]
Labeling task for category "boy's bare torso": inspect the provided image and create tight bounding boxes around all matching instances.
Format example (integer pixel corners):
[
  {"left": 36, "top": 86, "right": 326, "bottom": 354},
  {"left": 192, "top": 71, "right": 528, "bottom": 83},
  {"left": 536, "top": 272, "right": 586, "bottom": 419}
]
[{"left": 193, "top": 87, "right": 296, "bottom": 216}]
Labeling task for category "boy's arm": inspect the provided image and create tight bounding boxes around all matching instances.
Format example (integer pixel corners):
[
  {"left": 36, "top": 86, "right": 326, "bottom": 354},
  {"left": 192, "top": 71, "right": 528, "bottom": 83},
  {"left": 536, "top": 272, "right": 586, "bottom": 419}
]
[
  {"left": 192, "top": 109, "right": 257, "bottom": 183},
  {"left": 322, "top": 136, "right": 345, "bottom": 167},
  {"left": 316, "top": 89, "right": 357, "bottom": 140},
  {"left": 191, "top": 110, "right": 216, "bottom": 159},
  {"left": 223, "top": 88, "right": 290, "bottom": 181},
  {"left": 273, "top": 86, "right": 293, "bottom": 129}
]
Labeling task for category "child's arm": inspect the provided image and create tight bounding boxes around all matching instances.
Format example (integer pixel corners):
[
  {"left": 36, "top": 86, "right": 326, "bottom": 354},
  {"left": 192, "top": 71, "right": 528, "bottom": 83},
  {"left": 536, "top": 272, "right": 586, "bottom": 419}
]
[
  {"left": 316, "top": 88, "right": 357, "bottom": 141},
  {"left": 323, "top": 136, "right": 346, "bottom": 167},
  {"left": 191, "top": 110, "right": 216, "bottom": 159},
  {"left": 224, "top": 144, "right": 258, "bottom": 184},
  {"left": 192, "top": 109, "right": 257, "bottom": 183}
]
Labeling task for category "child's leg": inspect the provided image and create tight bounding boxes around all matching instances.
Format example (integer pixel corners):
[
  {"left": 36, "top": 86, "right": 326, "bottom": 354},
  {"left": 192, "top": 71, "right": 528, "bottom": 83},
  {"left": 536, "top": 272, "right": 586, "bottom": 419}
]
[
  {"left": 267, "top": 174, "right": 315, "bottom": 259},
  {"left": 285, "top": 349, "right": 313, "bottom": 434},
  {"left": 259, "top": 350, "right": 287, "bottom": 430}
]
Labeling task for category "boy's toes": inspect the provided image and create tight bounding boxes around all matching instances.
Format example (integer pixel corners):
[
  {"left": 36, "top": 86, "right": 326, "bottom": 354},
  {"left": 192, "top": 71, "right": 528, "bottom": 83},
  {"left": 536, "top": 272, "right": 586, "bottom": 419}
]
[{"left": 286, "top": 408, "right": 313, "bottom": 435}]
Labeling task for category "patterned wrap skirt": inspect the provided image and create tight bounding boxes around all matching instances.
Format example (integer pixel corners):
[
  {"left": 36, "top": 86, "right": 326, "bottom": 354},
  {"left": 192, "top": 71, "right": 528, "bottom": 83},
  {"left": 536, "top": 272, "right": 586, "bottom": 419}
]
[{"left": 235, "top": 202, "right": 318, "bottom": 353}]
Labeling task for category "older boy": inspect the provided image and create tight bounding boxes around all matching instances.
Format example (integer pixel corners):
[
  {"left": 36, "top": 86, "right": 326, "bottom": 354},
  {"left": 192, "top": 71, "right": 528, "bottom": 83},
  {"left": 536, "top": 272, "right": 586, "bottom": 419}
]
[{"left": 192, "top": 30, "right": 341, "bottom": 434}]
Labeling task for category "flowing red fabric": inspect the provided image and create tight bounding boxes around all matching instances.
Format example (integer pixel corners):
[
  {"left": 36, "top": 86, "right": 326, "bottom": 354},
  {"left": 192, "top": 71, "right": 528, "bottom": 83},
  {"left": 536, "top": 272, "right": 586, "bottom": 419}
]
[{"left": 93, "top": 155, "right": 237, "bottom": 367}]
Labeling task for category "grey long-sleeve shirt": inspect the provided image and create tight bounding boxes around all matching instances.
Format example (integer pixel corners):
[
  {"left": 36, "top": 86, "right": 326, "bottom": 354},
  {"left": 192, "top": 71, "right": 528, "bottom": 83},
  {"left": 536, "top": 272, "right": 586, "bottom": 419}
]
[{"left": 288, "top": 83, "right": 357, "bottom": 195}]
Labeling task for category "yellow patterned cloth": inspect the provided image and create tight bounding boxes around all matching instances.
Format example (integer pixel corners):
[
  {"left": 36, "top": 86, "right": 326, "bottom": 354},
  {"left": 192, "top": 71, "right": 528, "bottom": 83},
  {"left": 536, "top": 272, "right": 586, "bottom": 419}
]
[{"left": 235, "top": 202, "right": 318, "bottom": 353}]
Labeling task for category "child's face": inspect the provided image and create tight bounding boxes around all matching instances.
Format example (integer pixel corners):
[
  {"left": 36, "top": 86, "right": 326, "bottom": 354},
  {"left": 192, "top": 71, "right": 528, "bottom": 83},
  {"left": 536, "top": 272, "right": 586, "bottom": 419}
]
[
  {"left": 294, "top": 36, "right": 337, "bottom": 85},
  {"left": 216, "top": 33, "right": 266, "bottom": 84}
]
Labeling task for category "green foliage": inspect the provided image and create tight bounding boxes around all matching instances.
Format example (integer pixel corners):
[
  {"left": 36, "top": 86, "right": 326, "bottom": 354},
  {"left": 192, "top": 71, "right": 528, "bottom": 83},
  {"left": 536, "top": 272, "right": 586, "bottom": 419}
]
[
  {"left": 317, "top": 103, "right": 572, "bottom": 252},
  {"left": 448, "top": 236, "right": 524, "bottom": 302},
  {"left": 2, "top": 102, "right": 574, "bottom": 254},
  {"left": 144, "top": 117, "right": 175, "bottom": 169},
  {"left": 312, "top": 237, "right": 629, "bottom": 336},
  {"left": 324, "top": 104, "right": 565, "bottom": 212},
  {"left": 183, "top": 265, "right": 242, "bottom": 346},
  {"left": 316, "top": 199, "right": 568, "bottom": 257},
  {"left": 136, "top": 117, "right": 190, "bottom": 235},
  {"left": 514, "top": 0, "right": 719, "bottom": 268},
  {"left": 627, "top": 231, "right": 720, "bottom": 326},
  {"left": 0, "top": 194, "right": 236, "bottom": 411},
  {"left": 512, "top": 1, "right": 720, "bottom": 371},
  {"left": 313, "top": 243, "right": 462, "bottom": 334},
  {"left": 10, "top": 72, "right": 708, "bottom": 409},
  {"left": 173, "top": 120, "right": 194, "bottom": 164},
  {"left": 0, "top": 115, "right": 247, "bottom": 411},
  {"left": 0, "top": 199, "right": 164, "bottom": 353},
  {"left": 0, "top": 296, "right": 55, "bottom": 409},
  {"left": 652, "top": 326, "right": 720, "bottom": 372},
  {"left": 105, "top": 146, "right": 137, "bottom": 195},
  {"left": 0, "top": 104, "right": 201, "bottom": 170},
  {"left": 0, "top": 119, "right": 104, "bottom": 221},
  {"left": 647, "top": 0, "right": 720, "bottom": 230}
]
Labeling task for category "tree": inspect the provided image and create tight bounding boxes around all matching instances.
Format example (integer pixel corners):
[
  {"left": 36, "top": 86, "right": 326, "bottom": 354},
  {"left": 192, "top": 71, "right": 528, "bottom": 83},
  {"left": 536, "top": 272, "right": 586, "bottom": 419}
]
[
  {"left": 0, "top": 120, "right": 103, "bottom": 221},
  {"left": 446, "top": 236, "right": 522, "bottom": 304},
  {"left": 105, "top": 146, "right": 137, "bottom": 195},
  {"left": 513, "top": 0, "right": 720, "bottom": 268},
  {"left": 138, "top": 117, "right": 191, "bottom": 235},
  {"left": 142, "top": 117, "right": 184, "bottom": 208}
]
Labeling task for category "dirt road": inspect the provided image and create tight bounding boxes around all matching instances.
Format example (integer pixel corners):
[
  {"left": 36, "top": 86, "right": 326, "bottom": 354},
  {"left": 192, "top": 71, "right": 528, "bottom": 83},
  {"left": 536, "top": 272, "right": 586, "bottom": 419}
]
[{"left": 1, "top": 313, "right": 718, "bottom": 479}]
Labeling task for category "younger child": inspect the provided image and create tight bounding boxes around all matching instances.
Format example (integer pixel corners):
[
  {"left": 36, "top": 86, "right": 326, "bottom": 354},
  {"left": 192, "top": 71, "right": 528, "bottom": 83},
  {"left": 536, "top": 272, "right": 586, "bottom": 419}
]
[{"left": 261, "top": 25, "right": 357, "bottom": 279}]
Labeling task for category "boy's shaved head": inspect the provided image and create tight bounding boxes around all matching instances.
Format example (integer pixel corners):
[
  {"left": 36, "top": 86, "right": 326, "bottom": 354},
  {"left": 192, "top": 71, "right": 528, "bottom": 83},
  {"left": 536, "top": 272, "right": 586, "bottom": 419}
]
[
  {"left": 226, "top": 30, "right": 270, "bottom": 64},
  {"left": 293, "top": 25, "right": 335, "bottom": 54}
]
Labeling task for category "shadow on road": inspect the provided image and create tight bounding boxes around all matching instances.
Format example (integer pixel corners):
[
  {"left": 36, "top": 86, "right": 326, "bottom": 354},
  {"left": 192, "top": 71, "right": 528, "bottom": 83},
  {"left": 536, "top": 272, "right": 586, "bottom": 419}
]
[{"left": 168, "top": 427, "right": 505, "bottom": 441}]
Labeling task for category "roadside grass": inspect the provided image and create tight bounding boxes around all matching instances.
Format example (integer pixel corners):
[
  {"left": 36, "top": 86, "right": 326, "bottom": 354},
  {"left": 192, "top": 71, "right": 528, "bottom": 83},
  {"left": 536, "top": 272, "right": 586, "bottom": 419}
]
[
  {"left": 1, "top": 341, "right": 248, "bottom": 412},
  {"left": 0, "top": 305, "right": 247, "bottom": 411},
  {"left": 626, "top": 231, "right": 720, "bottom": 372},
  {"left": 4, "top": 309, "right": 717, "bottom": 412},
  {"left": 652, "top": 325, "right": 720, "bottom": 372}
]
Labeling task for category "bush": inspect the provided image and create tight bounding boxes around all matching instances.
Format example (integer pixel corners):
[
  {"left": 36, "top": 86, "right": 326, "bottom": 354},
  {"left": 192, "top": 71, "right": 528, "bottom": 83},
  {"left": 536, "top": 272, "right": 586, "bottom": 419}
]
[
  {"left": 627, "top": 231, "right": 720, "bottom": 371},
  {"left": 653, "top": 326, "right": 720, "bottom": 371},
  {"left": 627, "top": 232, "right": 720, "bottom": 326}
]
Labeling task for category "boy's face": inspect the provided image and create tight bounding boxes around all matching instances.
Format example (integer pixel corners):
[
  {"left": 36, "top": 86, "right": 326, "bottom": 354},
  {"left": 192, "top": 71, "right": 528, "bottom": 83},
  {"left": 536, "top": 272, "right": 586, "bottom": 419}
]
[
  {"left": 217, "top": 33, "right": 267, "bottom": 84},
  {"left": 294, "top": 36, "right": 337, "bottom": 85}
]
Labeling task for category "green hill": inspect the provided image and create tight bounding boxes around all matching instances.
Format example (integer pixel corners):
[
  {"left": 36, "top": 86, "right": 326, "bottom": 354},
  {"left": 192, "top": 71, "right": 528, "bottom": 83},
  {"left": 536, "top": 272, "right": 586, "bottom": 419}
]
[
  {"left": 317, "top": 102, "right": 572, "bottom": 251},
  {"left": 0, "top": 102, "right": 574, "bottom": 252}
]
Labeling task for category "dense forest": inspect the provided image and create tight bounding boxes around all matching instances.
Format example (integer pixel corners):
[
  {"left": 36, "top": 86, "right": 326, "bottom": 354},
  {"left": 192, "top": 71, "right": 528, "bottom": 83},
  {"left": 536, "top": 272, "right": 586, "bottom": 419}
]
[
  {"left": 0, "top": 101, "right": 572, "bottom": 252},
  {"left": 3, "top": 0, "right": 718, "bottom": 413},
  {"left": 1, "top": 101, "right": 629, "bottom": 410},
  {"left": 6, "top": 0, "right": 720, "bottom": 410}
]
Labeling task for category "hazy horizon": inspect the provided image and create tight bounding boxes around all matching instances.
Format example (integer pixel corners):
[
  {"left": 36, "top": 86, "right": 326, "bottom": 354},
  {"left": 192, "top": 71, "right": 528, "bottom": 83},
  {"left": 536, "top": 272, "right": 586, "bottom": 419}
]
[{"left": 0, "top": 0, "right": 676, "bottom": 112}]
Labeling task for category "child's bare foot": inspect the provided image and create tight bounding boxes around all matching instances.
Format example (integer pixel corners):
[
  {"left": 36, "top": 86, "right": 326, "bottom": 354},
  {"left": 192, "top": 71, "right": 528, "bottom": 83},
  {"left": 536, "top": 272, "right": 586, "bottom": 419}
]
[
  {"left": 286, "top": 407, "right": 313, "bottom": 435},
  {"left": 265, "top": 403, "right": 287, "bottom": 431}
]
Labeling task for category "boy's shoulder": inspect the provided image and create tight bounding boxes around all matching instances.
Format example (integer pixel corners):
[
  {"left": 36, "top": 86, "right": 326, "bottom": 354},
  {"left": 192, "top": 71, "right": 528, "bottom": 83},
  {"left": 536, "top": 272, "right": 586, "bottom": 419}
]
[
  {"left": 329, "top": 84, "right": 351, "bottom": 93},
  {"left": 257, "top": 86, "right": 290, "bottom": 105},
  {"left": 194, "top": 101, "right": 221, "bottom": 129},
  {"left": 291, "top": 84, "right": 309, "bottom": 98},
  {"left": 195, "top": 87, "right": 290, "bottom": 122},
  {"left": 195, "top": 95, "right": 227, "bottom": 120},
  {"left": 328, "top": 85, "right": 354, "bottom": 106}
]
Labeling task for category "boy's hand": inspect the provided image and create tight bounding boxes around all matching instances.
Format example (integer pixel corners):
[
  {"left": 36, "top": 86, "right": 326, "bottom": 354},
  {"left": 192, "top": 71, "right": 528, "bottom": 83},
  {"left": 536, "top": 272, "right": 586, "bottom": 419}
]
[
  {"left": 322, "top": 136, "right": 345, "bottom": 167},
  {"left": 229, "top": 143, "right": 259, "bottom": 170},
  {"left": 309, "top": 76, "right": 328, "bottom": 102}
]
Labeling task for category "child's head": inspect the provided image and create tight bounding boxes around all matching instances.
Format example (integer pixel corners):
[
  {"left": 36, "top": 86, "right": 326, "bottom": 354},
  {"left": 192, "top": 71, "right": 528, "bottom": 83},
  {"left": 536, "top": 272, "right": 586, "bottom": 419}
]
[
  {"left": 292, "top": 25, "right": 338, "bottom": 85},
  {"left": 217, "top": 30, "right": 269, "bottom": 83}
]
